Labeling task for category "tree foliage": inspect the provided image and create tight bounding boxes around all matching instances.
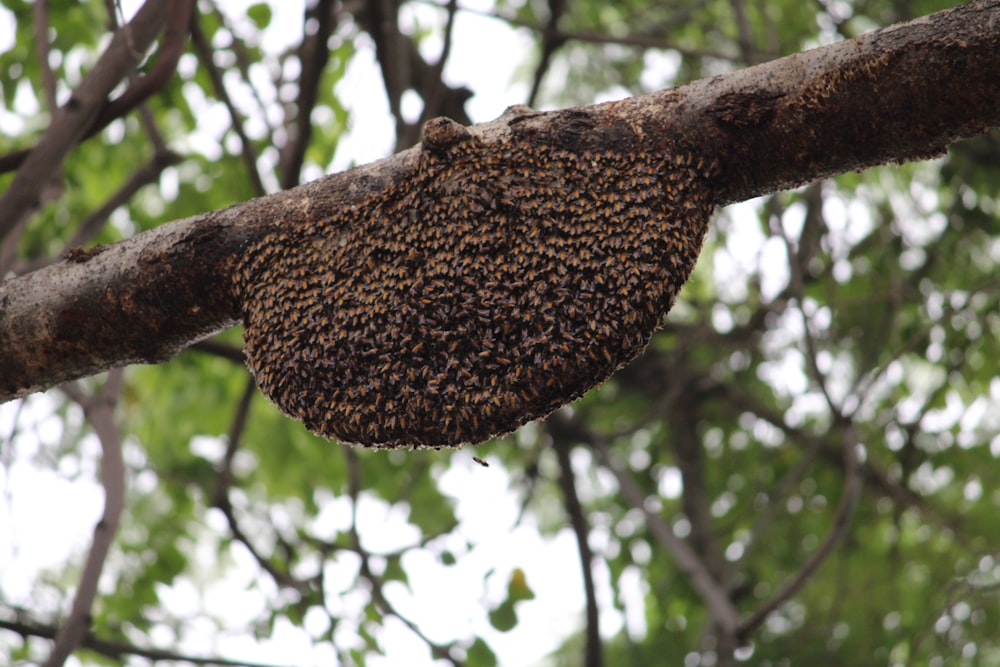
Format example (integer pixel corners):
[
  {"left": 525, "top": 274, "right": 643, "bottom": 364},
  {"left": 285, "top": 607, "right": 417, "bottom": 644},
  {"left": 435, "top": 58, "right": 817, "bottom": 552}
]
[{"left": 1, "top": 0, "right": 999, "bottom": 666}]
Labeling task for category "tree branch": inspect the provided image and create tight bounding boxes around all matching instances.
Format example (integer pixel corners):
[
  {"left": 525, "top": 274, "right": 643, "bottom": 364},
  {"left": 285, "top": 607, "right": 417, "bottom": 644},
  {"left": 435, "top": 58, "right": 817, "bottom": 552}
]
[
  {"left": 344, "top": 449, "right": 469, "bottom": 667},
  {"left": 90, "top": 0, "right": 195, "bottom": 140},
  {"left": 212, "top": 378, "right": 313, "bottom": 593},
  {"left": 44, "top": 370, "right": 126, "bottom": 666},
  {"left": 736, "top": 430, "right": 864, "bottom": 642},
  {"left": 567, "top": 417, "right": 743, "bottom": 636},
  {"left": 0, "top": 0, "right": 171, "bottom": 238},
  {"left": 526, "top": 0, "right": 566, "bottom": 108},
  {"left": 279, "top": 0, "right": 337, "bottom": 190},
  {"left": 0, "top": 616, "right": 293, "bottom": 667},
  {"left": 14, "top": 149, "right": 183, "bottom": 275},
  {"left": 190, "top": 14, "right": 267, "bottom": 197},
  {"left": 1, "top": 0, "right": 997, "bottom": 403},
  {"left": 550, "top": 426, "right": 604, "bottom": 667}
]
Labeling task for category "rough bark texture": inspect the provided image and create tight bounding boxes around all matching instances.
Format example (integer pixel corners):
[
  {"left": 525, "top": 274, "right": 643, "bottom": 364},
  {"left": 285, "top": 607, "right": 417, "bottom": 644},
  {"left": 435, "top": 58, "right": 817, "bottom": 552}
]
[{"left": 0, "top": 0, "right": 998, "bottom": 406}]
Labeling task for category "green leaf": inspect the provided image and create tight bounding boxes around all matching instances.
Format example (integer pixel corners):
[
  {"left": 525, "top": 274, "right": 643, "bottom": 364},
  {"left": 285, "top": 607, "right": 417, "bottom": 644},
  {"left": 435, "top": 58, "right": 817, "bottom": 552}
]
[
  {"left": 488, "top": 599, "right": 517, "bottom": 632},
  {"left": 246, "top": 3, "right": 272, "bottom": 30},
  {"left": 506, "top": 567, "right": 535, "bottom": 603},
  {"left": 467, "top": 637, "right": 498, "bottom": 667}
]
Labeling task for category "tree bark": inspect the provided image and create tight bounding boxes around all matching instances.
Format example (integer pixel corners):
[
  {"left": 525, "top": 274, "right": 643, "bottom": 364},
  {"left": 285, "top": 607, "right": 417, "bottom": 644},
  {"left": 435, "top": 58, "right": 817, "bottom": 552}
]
[{"left": 1, "top": 0, "right": 998, "bottom": 403}]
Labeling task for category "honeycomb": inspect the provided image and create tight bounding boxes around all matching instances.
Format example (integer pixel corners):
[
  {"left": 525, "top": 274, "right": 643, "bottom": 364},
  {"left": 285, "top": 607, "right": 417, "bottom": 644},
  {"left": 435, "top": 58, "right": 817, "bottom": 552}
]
[{"left": 237, "top": 117, "right": 715, "bottom": 448}]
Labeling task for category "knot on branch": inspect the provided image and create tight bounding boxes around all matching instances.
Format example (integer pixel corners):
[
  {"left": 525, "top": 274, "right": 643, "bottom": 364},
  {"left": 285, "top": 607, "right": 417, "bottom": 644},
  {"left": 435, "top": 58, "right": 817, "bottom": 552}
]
[{"left": 422, "top": 116, "right": 471, "bottom": 153}]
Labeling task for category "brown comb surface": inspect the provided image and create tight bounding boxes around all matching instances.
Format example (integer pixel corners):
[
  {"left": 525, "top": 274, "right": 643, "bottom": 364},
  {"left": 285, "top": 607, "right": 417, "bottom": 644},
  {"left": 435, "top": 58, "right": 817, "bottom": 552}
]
[{"left": 237, "top": 120, "right": 715, "bottom": 448}]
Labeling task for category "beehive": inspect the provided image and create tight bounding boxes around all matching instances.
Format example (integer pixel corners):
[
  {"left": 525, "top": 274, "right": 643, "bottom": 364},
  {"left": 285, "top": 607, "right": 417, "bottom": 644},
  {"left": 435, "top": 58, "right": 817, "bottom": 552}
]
[{"left": 236, "top": 117, "right": 715, "bottom": 448}]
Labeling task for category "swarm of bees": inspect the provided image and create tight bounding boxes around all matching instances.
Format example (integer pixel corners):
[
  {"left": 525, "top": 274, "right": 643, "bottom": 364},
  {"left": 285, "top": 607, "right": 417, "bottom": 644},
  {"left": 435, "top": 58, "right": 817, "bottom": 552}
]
[{"left": 237, "top": 118, "right": 715, "bottom": 449}]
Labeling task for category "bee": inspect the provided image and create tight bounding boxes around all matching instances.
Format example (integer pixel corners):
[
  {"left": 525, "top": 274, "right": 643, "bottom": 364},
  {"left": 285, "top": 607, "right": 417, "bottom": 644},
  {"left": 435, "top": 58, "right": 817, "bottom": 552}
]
[{"left": 236, "top": 130, "right": 714, "bottom": 449}]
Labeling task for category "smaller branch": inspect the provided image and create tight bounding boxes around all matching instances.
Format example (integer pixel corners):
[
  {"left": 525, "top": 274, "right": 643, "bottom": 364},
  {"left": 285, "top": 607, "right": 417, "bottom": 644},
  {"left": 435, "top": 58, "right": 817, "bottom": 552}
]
[
  {"left": 32, "top": 1, "right": 59, "bottom": 124},
  {"left": 773, "top": 196, "right": 845, "bottom": 423},
  {"left": 189, "top": 338, "right": 247, "bottom": 364},
  {"left": 45, "top": 370, "right": 126, "bottom": 667},
  {"left": 66, "top": 149, "right": 183, "bottom": 251},
  {"left": 721, "top": 380, "right": 969, "bottom": 544},
  {"left": 217, "top": 376, "right": 255, "bottom": 492},
  {"left": 89, "top": 0, "right": 195, "bottom": 137},
  {"left": 190, "top": 15, "right": 267, "bottom": 197},
  {"left": 728, "top": 0, "right": 756, "bottom": 63},
  {"left": 212, "top": 379, "right": 310, "bottom": 592},
  {"left": 669, "top": 397, "right": 731, "bottom": 590},
  {"left": 0, "top": 0, "right": 192, "bottom": 177},
  {"left": 550, "top": 428, "right": 603, "bottom": 667},
  {"left": 0, "top": 1, "right": 65, "bottom": 276},
  {"left": 736, "top": 430, "right": 863, "bottom": 641},
  {"left": 280, "top": 0, "right": 336, "bottom": 190},
  {"left": 730, "top": 191, "right": 863, "bottom": 641},
  {"left": 0, "top": 0, "right": 171, "bottom": 198},
  {"left": 527, "top": 0, "right": 566, "bottom": 108},
  {"left": 138, "top": 95, "right": 171, "bottom": 155},
  {"left": 15, "top": 149, "right": 183, "bottom": 275},
  {"left": 363, "top": 0, "right": 410, "bottom": 148},
  {"left": 428, "top": 0, "right": 736, "bottom": 63},
  {"left": 738, "top": 430, "right": 824, "bottom": 566},
  {"left": 215, "top": 0, "right": 279, "bottom": 142},
  {"left": 417, "top": 0, "right": 459, "bottom": 126},
  {"left": 344, "top": 449, "right": 468, "bottom": 667},
  {"left": 574, "top": 419, "right": 741, "bottom": 636},
  {"left": 0, "top": 617, "right": 292, "bottom": 667}
]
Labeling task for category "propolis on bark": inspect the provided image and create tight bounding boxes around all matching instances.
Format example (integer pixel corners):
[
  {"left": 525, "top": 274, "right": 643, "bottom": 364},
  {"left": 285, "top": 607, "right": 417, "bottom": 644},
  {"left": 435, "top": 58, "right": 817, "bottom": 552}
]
[{"left": 236, "top": 113, "right": 717, "bottom": 448}]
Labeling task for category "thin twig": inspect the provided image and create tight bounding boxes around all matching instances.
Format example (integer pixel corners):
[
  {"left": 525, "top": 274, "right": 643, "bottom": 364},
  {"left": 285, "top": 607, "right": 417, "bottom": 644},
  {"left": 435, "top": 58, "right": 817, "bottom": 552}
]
[
  {"left": 732, "top": 215, "right": 867, "bottom": 641},
  {"left": 32, "top": 1, "right": 59, "bottom": 124},
  {"left": 45, "top": 370, "right": 126, "bottom": 666},
  {"left": 576, "top": 421, "right": 741, "bottom": 635},
  {"left": 212, "top": 378, "right": 309, "bottom": 591},
  {"left": 189, "top": 14, "right": 267, "bottom": 197},
  {"left": 736, "top": 431, "right": 863, "bottom": 641},
  {"left": 550, "top": 426, "right": 604, "bottom": 667},
  {"left": 414, "top": 0, "right": 739, "bottom": 62},
  {"left": 344, "top": 448, "right": 468, "bottom": 667},
  {"left": 0, "top": 617, "right": 292, "bottom": 667},
  {"left": 720, "top": 380, "right": 968, "bottom": 545},
  {"left": 280, "top": 0, "right": 336, "bottom": 190},
  {"left": 0, "top": 0, "right": 172, "bottom": 183}
]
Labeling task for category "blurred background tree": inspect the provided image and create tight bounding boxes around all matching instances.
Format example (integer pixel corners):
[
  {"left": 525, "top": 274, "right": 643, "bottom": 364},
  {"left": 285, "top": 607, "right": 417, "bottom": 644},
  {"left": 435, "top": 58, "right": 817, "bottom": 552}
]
[{"left": 1, "top": 0, "right": 999, "bottom": 666}]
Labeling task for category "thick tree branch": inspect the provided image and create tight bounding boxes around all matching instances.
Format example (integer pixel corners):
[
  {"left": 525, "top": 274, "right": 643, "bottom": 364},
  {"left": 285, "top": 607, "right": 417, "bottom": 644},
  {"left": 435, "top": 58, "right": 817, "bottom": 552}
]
[{"left": 1, "top": 0, "right": 998, "bottom": 403}]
